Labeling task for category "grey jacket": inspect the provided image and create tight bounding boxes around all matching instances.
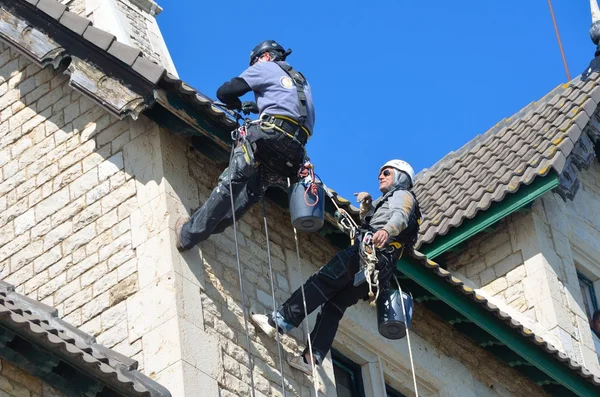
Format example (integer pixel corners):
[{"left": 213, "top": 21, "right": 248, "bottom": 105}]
[{"left": 360, "top": 188, "right": 417, "bottom": 239}]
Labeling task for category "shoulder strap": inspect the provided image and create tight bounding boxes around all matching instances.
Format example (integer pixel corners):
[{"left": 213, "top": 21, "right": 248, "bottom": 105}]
[
  {"left": 275, "top": 62, "right": 308, "bottom": 126},
  {"left": 408, "top": 190, "right": 422, "bottom": 224}
]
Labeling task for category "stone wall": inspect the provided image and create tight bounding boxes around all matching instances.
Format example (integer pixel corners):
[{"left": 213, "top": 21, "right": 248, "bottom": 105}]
[
  {"left": 443, "top": 215, "right": 529, "bottom": 316},
  {"left": 443, "top": 160, "right": 600, "bottom": 376},
  {"left": 0, "top": 41, "right": 145, "bottom": 366},
  {"left": 0, "top": 359, "right": 68, "bottom": 397},
  {"left": 0, "top": 41, "right": 549, "bottom": 396}
]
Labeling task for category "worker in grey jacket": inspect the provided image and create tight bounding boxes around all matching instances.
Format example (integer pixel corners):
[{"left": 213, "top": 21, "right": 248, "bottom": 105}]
[{"left": 252, "top": 159, "right": 421, "bottom": 374}]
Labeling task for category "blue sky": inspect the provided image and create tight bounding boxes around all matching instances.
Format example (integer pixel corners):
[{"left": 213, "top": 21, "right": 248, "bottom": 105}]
[{"left": 159, "top": 0, "right": 595, "bottom": 200}]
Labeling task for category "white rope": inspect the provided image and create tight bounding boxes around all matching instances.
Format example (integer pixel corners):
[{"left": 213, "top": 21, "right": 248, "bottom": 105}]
[
  {"left": 288, "top": 178, "right": 321, "bottom": 397},
  {"left": 227, "top": 140, "right": 256, "bottom": 397},
  {"left": 260, "top": 195, "right": 286, "bottom": 396},
  {"left": 322, "top": 185, "right": 381, "bottom": 305},
  {"left": 394, "top": 274, "right": 419, "bottom": 397},
  {"left": 358, "top": 234, "right": 380, "bottom": 306}
]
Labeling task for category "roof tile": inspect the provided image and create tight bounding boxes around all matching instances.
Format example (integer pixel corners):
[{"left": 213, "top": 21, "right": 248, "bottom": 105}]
[
  {"left": 132, "top": 56, "right": 165, "bottom": 84},
  {"left": 410, "top": 73, "right": 600, "bottom": 247},
  {"left": 59, "top": 11, "right": 91, "bottom": 35},
  {"left": 108, "top": 41, "right": 142, "bottom": 66},
  {"left": 82, "top": 25, "right": 116, "bottom": 51},
  {"left": 36, "top": 0, "right": 66, "bottom": 20}
]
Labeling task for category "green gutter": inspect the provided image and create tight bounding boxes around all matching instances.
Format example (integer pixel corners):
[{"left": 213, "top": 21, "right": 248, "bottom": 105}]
[
  {"left": 397, "top": 256, "right": 597, "bottom": 397},
  {"left": 421, "top": 172, "right": 560, "bottom": 259}
]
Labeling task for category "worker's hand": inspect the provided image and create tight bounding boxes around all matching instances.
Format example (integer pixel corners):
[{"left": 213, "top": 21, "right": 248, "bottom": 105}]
[
  {"left": 353, "top": 192, "right": 372, "bottom": 204},
  {"left": 241, "top": 101, "right": 259, "bottom": 115},
  {"left": 225, "top": 100, "right": 242, "bottom": 111},
  {"left": 373, "top": 229, "right": 389, "bottom": 247}
]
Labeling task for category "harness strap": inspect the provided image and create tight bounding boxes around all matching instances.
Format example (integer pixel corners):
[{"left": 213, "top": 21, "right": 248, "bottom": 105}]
[
  {"left": 365, "top": 187, "right": 422, "bottom": 246},
  {"left": 275, "top": 62, "right": 310, "bottom": 134}
]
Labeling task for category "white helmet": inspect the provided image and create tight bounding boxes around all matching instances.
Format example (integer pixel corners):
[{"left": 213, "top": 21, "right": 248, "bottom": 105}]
[{"left": 380, "top": 159, "right": 415, "bottom": 186}]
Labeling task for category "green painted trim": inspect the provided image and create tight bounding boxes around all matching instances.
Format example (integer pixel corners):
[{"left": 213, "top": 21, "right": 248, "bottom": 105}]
[
  {"left": 421, "top": 172, "right": 560, "bottom": 259},
  {"left": 397, "top": 256, "right": 598, "bottom": 396}
]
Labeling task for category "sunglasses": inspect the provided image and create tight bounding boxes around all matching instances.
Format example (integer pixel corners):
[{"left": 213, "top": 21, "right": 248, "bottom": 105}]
[{"left": 381, "top": 169, "right": 392, "bottom": 177}]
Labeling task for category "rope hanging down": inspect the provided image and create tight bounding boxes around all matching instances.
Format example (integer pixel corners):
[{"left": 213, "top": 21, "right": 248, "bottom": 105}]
[
  {"left": 225, "top": 110, "right": 317, "bottom": 396},
  {"left": 394, "top": 275, "right": 419, "bottom": 397},
  {"left": 288, "top": 177, "right": 322, "bottom": 397},
  {"left": 260, "top": 195, "right": 287, "bottom": 396},
  {"left": 227, "top": 137, "right": 256, "bottom": 397},
  {"left": 547, "top": 0, "right": 571, "bottom": 81},
  {"left": 223, "top": 112, "right": 411, "bottom": 395}
]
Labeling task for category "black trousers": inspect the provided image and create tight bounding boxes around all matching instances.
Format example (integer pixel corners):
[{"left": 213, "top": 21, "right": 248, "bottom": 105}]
[
  {"left": 179, "top": 123, "right": 305, "bottom": 249},
  {"left": 277, "top": 243, "right": 399, "bottom": 361}
]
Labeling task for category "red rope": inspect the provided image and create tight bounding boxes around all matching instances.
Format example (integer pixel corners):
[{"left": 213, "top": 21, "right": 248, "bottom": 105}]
[
  {"left": 299, "top": 164, "right": 319, "bottom": 207},
  {"left": 547, "top": 0, "right": 571, "bottom": 81}
]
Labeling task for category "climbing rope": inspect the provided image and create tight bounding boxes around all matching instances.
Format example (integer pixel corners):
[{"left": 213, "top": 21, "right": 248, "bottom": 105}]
[
  {"left": 394, "top": 274, "right": 419, "bottom": 397},
  {"left": 260, "top": 194, "right": 286, "bottom": 396},
  {"left": 322, "top": 185, "right": 380, "bottom": 305},
  {"left": 359, "top": 232, "right": 380, "bottom": 306},
  {"left": 322, "top": 184, "right": 359, "bottom": 245},
  {"left": 288, "top": 177, "right": 321, "bottom": 397},
  {"left": 547, "top": 0, "right": 571, "bottom": 81},
  {"left": 227, "top": 137, "right": 257, "bottom": 397},
  {"left": 298, "top": 162, "right": 320, "bottom": 207}
]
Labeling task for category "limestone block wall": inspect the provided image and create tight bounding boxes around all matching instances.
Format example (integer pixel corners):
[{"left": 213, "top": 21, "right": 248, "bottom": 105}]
[
  {"left": 0, "top": 41, "right": 547, "bottom": 396},
  {"left": 0, "top": 359, "right": 68, "bottom": 397},
  {"left": 443, "top": 218, "right": 527, "bottom": 313},
  {"left": 443, "top": 161, "right": 600, "bottom": 376},
  {"left": 0, "top": 41, "right": 148, "bottom": 367}
]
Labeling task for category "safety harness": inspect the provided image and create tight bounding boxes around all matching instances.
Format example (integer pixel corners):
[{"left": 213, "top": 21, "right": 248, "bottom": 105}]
[
  {"left": 363, "top": 187, "right": 422, "bottom": 247},
  {"left": 235, "top": 62, "right": 313, "bottom": 180},
  {"left": 275, "top": 61, "right": 310, "bottom": 136},
  {"left": 354, "top": 187, "right": 421, "bottom": 304}
]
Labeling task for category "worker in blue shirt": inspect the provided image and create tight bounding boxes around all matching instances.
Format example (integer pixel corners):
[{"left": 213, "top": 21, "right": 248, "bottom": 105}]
[{"left": 175, "top": 40, "right": 315, "bottom": 251}]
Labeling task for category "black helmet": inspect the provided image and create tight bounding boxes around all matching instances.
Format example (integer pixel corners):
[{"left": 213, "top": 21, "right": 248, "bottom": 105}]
[{"left": 249, "top": 40, "right": 288, "bottom": 66}]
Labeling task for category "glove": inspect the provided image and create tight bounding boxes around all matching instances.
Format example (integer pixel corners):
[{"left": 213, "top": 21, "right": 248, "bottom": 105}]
[
  {"left": 353, "top": 192, "right": 372, "bottom": 204},
  {"left": 241, "top": 101, "right": 259, "bottom": 115},
  {"left": 223, "top": 99, "right": 242, "bottom": 111}
]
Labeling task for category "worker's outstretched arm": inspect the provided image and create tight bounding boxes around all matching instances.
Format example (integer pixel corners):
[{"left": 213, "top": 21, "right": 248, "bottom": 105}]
[{"left": 216, "top": 77, "right": 251, "bottom": 109}]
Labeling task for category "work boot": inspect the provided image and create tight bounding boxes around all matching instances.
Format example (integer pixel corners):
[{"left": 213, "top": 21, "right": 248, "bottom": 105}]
[
  {"left": 287, "top": 355, "right": 315, "bottom": 376},
  {"left": 250, "top": 313, "right": 278, "bottom": 338},
  {"left": 175, "top": 217, "right": 189, "bottom": 252}
]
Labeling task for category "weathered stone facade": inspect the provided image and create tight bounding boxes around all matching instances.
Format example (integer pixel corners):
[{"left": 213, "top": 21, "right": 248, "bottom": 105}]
[
  {"left": 66, "top": 0, "right": 178, "bottom": 75},
  {"left": 0, "top": 37, "right": 554, "bottom": 396},
  {"left": 444, "top": 160, "right": 600, "bottom": 377},
  {"left": 0, "top": 39, "right": 144, "bottom": 363},
  {"left": 0, "top": 359, "right": 68, "bottom": 397}
]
